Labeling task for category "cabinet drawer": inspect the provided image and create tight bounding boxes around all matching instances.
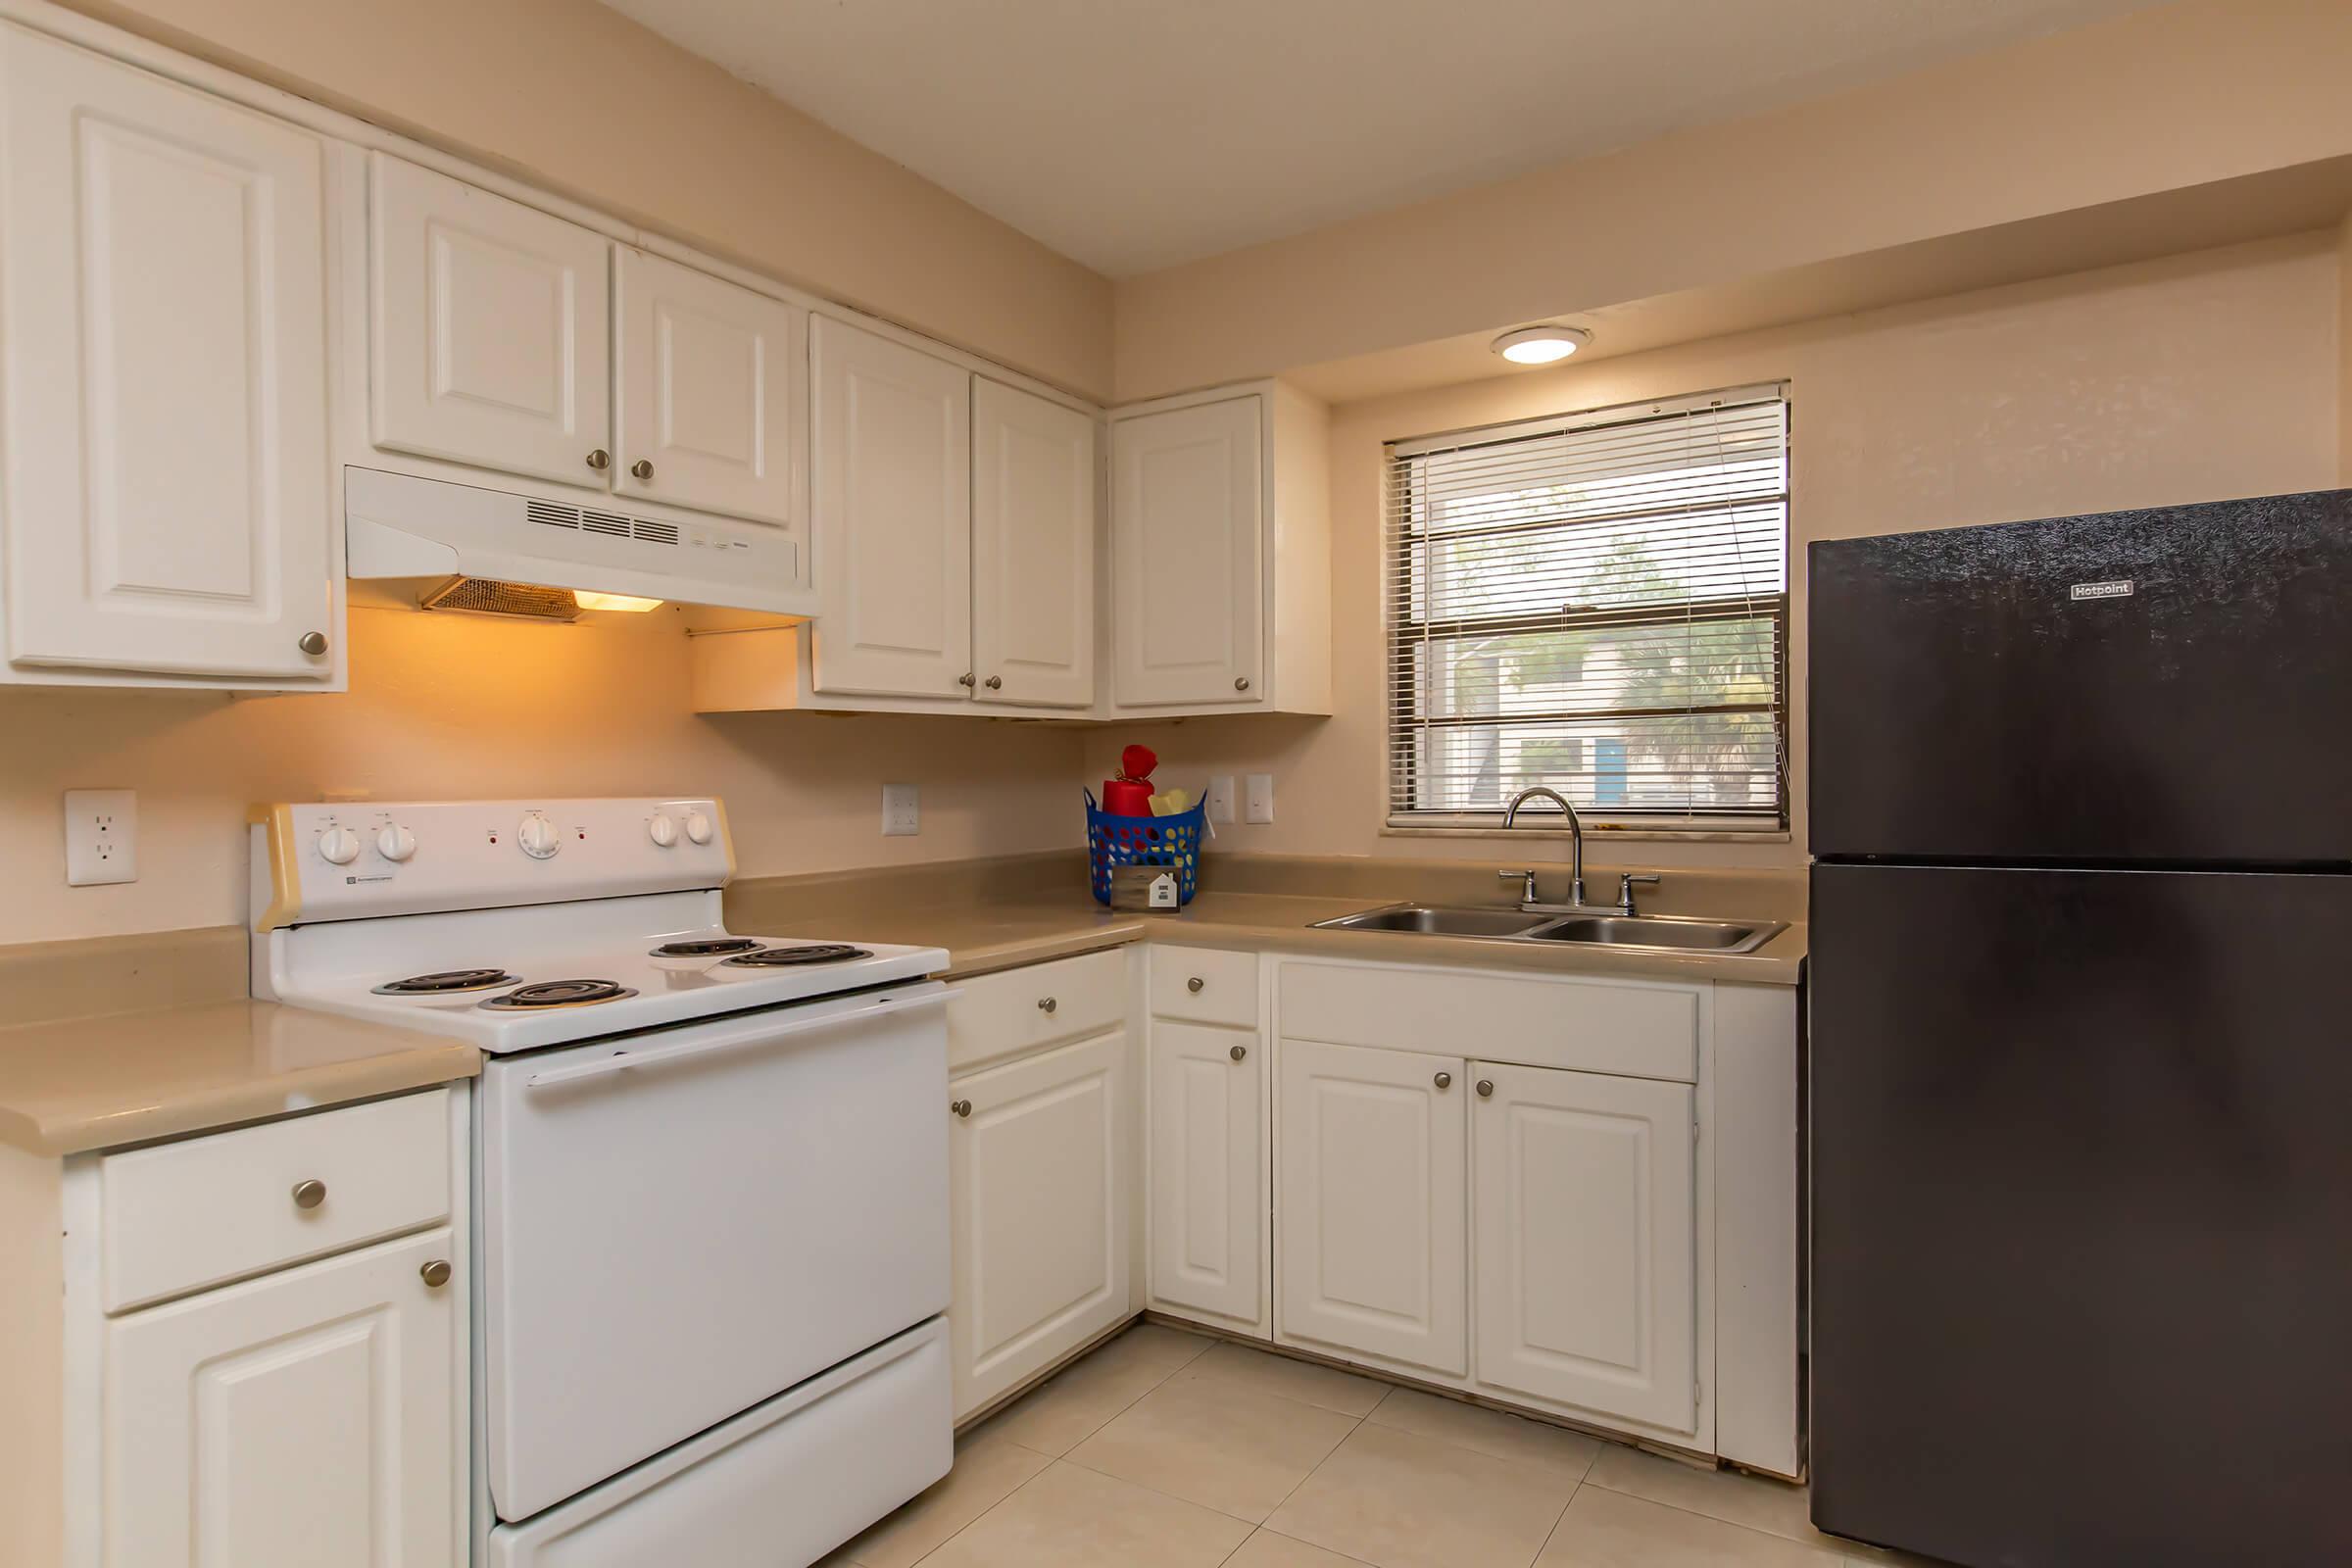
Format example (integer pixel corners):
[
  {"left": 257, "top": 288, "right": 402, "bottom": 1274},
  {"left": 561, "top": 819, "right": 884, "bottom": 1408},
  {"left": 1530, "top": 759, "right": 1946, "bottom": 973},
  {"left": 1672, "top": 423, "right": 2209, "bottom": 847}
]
[
  {"left": 1278, "top": 961, "right": 1698, "bottom": 1083},
  {"left": 1149, "top": 946, "right": 1257, "bottom": 1027},
  {"left": 948, "top": 950, "right": 1126, "bottom": 1072},
  {"left": 99, "top": 1089, "right": 452, "bottom": 1313}
]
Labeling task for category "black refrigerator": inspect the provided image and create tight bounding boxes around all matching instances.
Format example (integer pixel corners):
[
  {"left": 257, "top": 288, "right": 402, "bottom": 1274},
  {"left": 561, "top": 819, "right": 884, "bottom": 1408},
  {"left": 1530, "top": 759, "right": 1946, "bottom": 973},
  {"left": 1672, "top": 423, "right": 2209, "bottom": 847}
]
[{"left": 1807, "top": 490, "right": 2352, "bottom": 1568}]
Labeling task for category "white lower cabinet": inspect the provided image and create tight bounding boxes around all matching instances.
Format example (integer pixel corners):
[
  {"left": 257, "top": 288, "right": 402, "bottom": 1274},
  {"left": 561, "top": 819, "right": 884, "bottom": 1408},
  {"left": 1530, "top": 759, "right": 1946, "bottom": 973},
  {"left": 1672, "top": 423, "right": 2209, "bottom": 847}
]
[
  {"left": 104, "top": 1227, "right": 461, "bottom": 1568},
  {"left": 1470, "top": 1061, "right": 1698, "bottom": 1434},
  {"left": 1275, "top": 1038, "right": 1468, "bottom": 1377},
  {"left": 1146, "top": 1020, "right": 1263, "bottom": 1329},
  {"left": 949, "top": 1030, "right": 1131, "bottom": 1418}
]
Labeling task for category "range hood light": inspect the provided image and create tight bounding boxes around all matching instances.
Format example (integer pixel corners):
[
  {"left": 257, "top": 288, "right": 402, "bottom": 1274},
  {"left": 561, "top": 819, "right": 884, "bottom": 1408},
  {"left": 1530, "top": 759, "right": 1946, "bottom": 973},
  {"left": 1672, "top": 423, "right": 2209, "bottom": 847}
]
[{"left": 573, "top": 590, "right": 665, "bottom": 612}]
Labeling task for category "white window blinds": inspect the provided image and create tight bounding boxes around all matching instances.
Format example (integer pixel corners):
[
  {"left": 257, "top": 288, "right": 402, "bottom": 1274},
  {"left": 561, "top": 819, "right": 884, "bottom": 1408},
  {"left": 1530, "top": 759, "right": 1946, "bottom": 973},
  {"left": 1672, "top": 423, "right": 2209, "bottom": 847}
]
[{"left": 1386, "top": 385, "right": 1788, "bottom": 829}]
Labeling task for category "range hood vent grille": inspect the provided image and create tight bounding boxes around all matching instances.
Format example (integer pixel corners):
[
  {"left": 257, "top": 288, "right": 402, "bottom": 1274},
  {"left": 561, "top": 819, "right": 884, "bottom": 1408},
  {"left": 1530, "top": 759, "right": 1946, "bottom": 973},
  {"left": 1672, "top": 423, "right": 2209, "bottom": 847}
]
[
  {"left": 419, "top": 575, "right": 582, "bottom": 621},
  {"left": 524, "top": 497, "right": 679, "bottom": 547}
]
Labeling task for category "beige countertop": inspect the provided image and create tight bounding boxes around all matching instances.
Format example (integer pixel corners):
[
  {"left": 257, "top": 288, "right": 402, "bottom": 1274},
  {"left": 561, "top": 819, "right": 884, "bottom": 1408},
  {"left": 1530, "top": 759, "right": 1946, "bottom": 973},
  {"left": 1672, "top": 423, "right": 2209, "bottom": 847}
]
[
  {"left": 762, "top": 889, "right": 1807, "bottom": 986},
  {"left": 0, "top": 1001, "right": 478, "bottom": 1156}
]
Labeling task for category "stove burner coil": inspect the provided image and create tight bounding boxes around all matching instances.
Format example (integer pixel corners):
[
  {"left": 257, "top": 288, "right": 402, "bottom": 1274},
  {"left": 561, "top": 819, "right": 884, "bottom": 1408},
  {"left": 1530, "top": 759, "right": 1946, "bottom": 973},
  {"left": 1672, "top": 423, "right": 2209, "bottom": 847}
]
[
  {"left": 372, "top": 968, "right": 520, "bottom": 995},
  {"left": 479, "top": 979, "right": 639, "bottom": 1009},
  {"left": 720, "top": 945, "right": 872, "bottom": 967},
  {"left": 649, "top": 938, "right": 763, "bottom": 957}
]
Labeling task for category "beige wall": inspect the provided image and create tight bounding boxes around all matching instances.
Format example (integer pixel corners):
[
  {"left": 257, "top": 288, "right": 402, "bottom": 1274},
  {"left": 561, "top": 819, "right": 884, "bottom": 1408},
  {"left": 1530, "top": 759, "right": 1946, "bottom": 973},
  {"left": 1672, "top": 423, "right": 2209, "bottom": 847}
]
[
  {"left": 1095, "top": 233, "right": 2341, "bottom": 877},
  {"left": 0, "top": 611, "right": 1086, "bottom": 946},
  {"left": 1112, "top": 0, "right": 2352, "bottom": 401},
  {"left": 50, "top": 0, "right": 1114, "bottom": 398}
]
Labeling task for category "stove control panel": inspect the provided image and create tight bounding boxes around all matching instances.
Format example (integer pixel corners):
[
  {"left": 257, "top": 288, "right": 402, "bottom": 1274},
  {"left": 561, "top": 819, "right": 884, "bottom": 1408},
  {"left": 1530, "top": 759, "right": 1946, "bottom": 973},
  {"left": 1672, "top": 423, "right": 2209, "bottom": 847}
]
[{"left": 251, "top": 798, "right": 734, "bottom": 929}]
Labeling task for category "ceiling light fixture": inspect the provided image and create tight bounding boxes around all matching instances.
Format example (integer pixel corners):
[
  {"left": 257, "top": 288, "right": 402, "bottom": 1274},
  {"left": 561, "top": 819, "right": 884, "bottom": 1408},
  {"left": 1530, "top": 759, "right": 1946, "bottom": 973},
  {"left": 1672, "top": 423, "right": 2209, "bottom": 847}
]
[{"left": 1491, "top": 324, "right": 1592, "bottom": 366}]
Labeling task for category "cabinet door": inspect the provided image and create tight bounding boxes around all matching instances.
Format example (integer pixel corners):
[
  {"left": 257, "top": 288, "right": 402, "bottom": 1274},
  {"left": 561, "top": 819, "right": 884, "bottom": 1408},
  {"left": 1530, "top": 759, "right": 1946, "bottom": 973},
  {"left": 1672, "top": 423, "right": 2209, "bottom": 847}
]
[
  {"left": 1472, "top": 1062, "right": 1696, "bottom": 1433},
  {"left": 613, "top": 248, "right": 804, "bottom": 527},
  {"left": 1109, "top": 397, "right": 1263, "bottom": 707},
  {"left": 1148, "top": 1021, "right": 1262, "bottom": 1327},
  {"left": 104, "top": 1228, "right": 462, "bottom": 1568},
  {"left": 971, "top": 379, "right": 1096, "bottom": 710},
  {"left": 0, "top": 29, "right": 334, "bottom": 681},
  {"left": 950, "top": 1032, "right": 1130, "bottom": 1417},
  {"left": 369, "top": 152, "right": 611, "bottom": 489},
  {"left": 1276, "top": 1038, "right": 1466, "bottom": 1375},
  {"left": 809, "top": 317, "right": 972, "bottom": 697}
]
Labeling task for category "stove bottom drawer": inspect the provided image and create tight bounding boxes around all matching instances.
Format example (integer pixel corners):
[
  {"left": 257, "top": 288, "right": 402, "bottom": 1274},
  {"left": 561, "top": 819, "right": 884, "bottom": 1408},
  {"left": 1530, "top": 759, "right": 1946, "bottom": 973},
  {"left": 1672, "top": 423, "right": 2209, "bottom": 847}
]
[{"left": 489, "top": 1316, "right": 950, "bottom": 1568}]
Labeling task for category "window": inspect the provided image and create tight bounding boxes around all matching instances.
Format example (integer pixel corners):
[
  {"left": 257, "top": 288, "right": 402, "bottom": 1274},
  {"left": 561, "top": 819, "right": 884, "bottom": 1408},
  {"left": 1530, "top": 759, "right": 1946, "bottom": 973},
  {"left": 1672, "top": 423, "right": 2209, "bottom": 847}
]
[{"left": 1386, "top": 385, "right": 1788, "bottom": 831}]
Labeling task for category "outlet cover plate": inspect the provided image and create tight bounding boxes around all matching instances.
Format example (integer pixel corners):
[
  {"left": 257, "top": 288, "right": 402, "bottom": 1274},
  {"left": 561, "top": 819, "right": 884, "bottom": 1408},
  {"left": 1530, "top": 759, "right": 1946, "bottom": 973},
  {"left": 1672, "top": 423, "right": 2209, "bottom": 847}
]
[
  {"left": 64, "top": 789, "right": 137, "bottom": 885},
  {"left": 882, "top": 783, "right": 919, "bottom": 837},
  {"left": 1206, "top": 775, "right": 1237, "bottom": 824}
]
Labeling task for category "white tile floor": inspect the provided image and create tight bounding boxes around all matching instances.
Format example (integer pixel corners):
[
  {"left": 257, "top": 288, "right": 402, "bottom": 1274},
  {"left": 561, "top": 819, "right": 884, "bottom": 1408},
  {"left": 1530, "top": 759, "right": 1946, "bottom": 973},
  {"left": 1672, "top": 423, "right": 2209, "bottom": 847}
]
[{"left": 823, "top": 1324, "right": 1940, "bottom": 1568}]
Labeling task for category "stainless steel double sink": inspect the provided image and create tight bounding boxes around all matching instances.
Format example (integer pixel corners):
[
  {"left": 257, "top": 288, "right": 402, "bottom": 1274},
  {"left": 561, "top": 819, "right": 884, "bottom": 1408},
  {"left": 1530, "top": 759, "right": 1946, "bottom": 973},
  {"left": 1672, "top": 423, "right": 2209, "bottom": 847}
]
[{"left": 1310, "top": 903, "right": 1785, "bottom": 955}]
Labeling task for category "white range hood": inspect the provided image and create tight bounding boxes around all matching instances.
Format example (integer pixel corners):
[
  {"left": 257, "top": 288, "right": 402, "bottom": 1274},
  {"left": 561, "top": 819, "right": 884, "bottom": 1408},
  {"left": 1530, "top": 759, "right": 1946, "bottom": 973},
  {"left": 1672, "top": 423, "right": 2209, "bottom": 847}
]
[{"left": 344, "top": 466, "right": 813, "bottom": 617}]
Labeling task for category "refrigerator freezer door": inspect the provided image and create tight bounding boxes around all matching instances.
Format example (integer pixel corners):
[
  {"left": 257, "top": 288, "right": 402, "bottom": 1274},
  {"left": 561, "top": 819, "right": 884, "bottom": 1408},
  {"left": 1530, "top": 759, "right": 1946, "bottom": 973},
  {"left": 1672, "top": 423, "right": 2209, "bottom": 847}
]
[
  {"left": 1809, "top": 489, "right": 2352, "bottom": 864},
  {"left": 1809, "top": 863, "right": 2352, "bottom": 1568}
]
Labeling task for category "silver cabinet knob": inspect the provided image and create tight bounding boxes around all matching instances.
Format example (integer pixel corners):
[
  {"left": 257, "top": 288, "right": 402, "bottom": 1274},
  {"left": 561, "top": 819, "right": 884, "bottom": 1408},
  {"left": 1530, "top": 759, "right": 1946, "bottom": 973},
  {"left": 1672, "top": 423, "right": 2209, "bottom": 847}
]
[
  {"left": 1229, "top": 1044, "right": 1248, "bottom": 1062},
  {"left": 1234, "top": 676, "right": 1250, "bottom": 692},
  {"left": 629, "top": 458, "right": 654, "bottom": 480},
  {"left": 297, "top": 631, "right": 328, "bottom": 657},
  {"left": 291, "top": 1179, "right": 326, "bottom": 1209},
  {"left": 1037, "top": 997, "right": 1056, "bottom": 1014},
  {"left": 985, "top": 675, "right": 1003, "bottom": 689},
  {"left": 419, "top": 1259, "right": 453, "bottom": 1288},
  {"left": 1476, "top": 1079, "right": 1494, "bottom": 1098},
  {"left": 951, "top": 1099, "right": 972, "bottom": 1118},
  {"left": 1187, "top": 976, "right": 1205, "bottom": 994},
  {"left": 586, "top": 448, "right": 611, "bottom": 471},
  {"left": 957, "top": 672, "right": 976, "bottom": 688},
  {"left": 1434, "top": 1071, "right": 1452, "bottom": 1090}
]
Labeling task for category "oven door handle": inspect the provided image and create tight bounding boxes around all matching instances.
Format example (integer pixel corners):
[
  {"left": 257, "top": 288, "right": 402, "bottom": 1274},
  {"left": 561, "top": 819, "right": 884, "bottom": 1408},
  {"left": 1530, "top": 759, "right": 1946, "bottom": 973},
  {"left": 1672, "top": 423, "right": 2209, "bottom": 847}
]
[{"left": 520, "top": 985, "right": 952, "bottom": 1091}]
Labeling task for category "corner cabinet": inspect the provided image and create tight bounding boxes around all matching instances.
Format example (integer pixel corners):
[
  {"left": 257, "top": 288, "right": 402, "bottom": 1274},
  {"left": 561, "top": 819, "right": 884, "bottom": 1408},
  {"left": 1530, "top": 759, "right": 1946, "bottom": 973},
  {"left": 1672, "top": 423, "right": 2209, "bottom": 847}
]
[
  {"left": 1106, "top": 382, "right": 1330, "bottom": 715},
  {"left": 1144, "top": 948, "right": 1268, "bottom": 1335},
  {"left": 0, "top": 24, "right": 343, "bottom": 689}
]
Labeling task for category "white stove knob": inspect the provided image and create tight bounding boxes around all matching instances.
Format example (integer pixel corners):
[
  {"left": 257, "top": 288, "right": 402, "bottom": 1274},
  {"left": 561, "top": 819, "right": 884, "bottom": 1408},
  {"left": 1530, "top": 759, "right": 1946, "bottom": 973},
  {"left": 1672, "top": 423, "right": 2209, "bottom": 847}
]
[
  {"left": 684, "top": 809, "right": 714, "bottom": 846},
  {"left": 317, "top": 826, "right": 362, "bottom": 866},
  {"left": 648, "top": 812, "right": 679, "bottom": 848},
  {"left": 517, "top": 814, "right": 562, "bottom": 859},
  {"left": 376, "top": 824, "right": 416, "bottom": 862}
]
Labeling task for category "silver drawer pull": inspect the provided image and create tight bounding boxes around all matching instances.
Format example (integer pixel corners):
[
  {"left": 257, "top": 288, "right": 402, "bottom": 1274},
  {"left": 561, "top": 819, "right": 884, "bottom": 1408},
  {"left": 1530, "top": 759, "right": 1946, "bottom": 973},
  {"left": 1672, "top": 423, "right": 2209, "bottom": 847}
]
[
  {"left": 419, "top": 1259, "right": 453, "bottom": 1288},
  {"left": 952, "top": 1099, "right": 973, "bottom": 1118},
  {"left": 1187, "top": 976, "right": 1205, "bottom": 994},
  {"left": 1476, "top": 1079, "right": 1494, "bottom": 1098},
  {"left": 291, "top": 1179, "right": 326, "bottom": 1210},
  {"left": 1230, "top": 1044, "right": 1248, "bottom": 1062},
  {"left": 1038, "top": 996, "right": 1056, "bottom": 1014},
  {"left": 1434, "top": 1071, "right": 1452, "bottom": 1090}
]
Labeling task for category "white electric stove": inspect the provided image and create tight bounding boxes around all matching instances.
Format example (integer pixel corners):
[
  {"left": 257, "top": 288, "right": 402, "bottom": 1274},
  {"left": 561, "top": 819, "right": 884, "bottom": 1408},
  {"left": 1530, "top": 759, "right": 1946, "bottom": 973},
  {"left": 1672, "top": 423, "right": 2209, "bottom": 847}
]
[{"left": 252, "top": 799, "right": 956, "bottom": 1567}]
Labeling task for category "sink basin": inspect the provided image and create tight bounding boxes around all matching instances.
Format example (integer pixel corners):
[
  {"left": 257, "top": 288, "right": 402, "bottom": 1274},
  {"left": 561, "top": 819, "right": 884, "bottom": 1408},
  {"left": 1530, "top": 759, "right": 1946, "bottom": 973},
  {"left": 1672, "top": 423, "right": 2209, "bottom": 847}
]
[
  {"left": 1309, "top": 905, "right": 1553, "bottom": 938},
  {"left": 1520, "top": 914, "right": 1781, "bottom": 953},
  {"left": 1310, "top": 903, "right": 1785, "bottom": 955}
]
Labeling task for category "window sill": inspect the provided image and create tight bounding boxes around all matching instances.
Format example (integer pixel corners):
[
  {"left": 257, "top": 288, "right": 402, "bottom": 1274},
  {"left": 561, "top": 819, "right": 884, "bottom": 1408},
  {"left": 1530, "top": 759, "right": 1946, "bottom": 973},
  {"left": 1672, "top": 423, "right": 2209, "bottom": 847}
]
[{"left": 1383, "top": 821, "right": 1792, "bottom": 846}]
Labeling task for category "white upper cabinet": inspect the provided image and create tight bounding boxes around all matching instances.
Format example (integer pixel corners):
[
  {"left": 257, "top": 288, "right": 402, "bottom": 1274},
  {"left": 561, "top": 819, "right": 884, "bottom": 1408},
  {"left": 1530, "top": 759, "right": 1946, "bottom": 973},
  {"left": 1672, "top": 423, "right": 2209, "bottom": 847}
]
[
  {"left": 369, "top": 152, "right": 612, "bottom": 490},
  {"left": 0, "top": 26, "right": 337, "bottom": 686},
  {"left": 1276, "top": 1037, "right": 1468, "bottom": 1377},
  {"left": 613, "top": 247, "right": 804, "bottom": 526},
  {"left": 1110, "top": 395, "right": 1263, "bottom": 707},
  {"left": 971, "top": 378, "right": 1096, "bottom": 710},
  {"left": 1472, "top": 1062, "right": 1697, "bottom": 1433},
  {"left": 809, "top": 316, "right": 972, "bottom": 698}
]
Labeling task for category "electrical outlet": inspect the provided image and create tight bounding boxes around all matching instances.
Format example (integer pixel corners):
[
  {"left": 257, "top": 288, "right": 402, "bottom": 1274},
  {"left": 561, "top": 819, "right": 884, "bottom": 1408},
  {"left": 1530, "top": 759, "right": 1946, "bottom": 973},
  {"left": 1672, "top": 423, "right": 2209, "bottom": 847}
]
[
  {"left": 881, "top": 783, "right": 920, "bottom": 837},
  {"left": 64, "top": 789, "right": 137, "bottom": 886},
  {"left": 1245, "top": 773, "right": 1275, "bottom": 824},
  {"left": 1206, "top": 775, "right": 1237, "bottom": 824}
]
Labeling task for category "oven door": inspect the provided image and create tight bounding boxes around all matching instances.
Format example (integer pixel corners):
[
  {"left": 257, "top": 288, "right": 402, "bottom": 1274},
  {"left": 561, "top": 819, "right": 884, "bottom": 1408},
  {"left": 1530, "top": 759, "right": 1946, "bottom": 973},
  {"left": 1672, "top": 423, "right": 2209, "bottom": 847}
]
[{"left": 479, "top": 982, "right": 950, "bottom": 1522}]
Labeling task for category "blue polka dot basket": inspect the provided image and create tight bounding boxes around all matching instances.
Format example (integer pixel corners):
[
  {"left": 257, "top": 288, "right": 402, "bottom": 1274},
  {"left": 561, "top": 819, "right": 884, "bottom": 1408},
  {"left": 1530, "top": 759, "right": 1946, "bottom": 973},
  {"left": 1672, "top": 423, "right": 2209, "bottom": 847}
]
[{"left": 1085, "top": 788, "right": 1204, "bottom": 906}]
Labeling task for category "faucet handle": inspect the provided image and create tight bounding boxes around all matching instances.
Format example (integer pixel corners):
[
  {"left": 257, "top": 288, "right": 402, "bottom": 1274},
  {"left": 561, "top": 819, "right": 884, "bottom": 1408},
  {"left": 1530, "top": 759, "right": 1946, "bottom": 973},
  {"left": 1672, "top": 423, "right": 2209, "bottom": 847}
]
[
  {"left": 1615, "top": 871, "right": 1662, "bottom": 913},
  {"left": 1498, "top": 868, "right": 1539, "bottom": 905}
]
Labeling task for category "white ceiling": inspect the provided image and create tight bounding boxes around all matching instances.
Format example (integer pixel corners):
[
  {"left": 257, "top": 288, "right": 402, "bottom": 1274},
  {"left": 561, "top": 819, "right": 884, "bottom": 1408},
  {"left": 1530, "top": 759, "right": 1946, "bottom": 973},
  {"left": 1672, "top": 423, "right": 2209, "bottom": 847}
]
[{"left": 604, "top": 0, "right": 2169, "bottom": 278}]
